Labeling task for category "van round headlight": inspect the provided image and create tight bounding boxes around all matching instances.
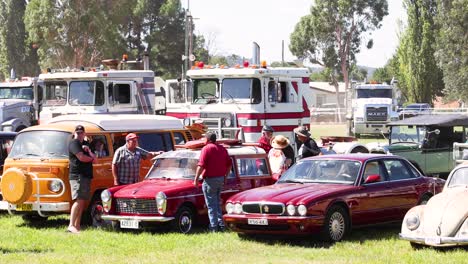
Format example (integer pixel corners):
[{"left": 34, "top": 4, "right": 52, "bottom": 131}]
[
  {"left": 297, "top": 205, "right": 307, "bottom": 216},
  {"left": 406, "top": 212, "right": 420, "bottom": 231},
  {"left": 286, "top": 204, "right": 296, "bottom": 216},
  {"left": 234, "top": 203, "right": 242, "bottom": 214},
  {"left": 48, "top": 180, "right": 62, "bottom": 192},
  {"left": 183, "top": 118, "right": 190, "bottom": 126},
  {"left": 223, "top": 118, "right": 232, "bottom": 127},
  {"left": 226, "top": 203, "right": 234, "bottom": 214}
]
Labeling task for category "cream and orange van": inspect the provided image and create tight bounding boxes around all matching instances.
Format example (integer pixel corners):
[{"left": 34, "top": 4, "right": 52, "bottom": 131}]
[{"left": 0, "top": 114, "right": 193, "bottom": 225}]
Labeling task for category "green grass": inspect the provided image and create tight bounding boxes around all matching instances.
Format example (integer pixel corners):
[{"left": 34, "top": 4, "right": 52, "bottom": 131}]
[
  {"left": 310, "top": 124, "right": 387, "bottom": 145},
  {"left": 0, "top": 124, "right": 464, "bottom": 263},
  {"left": 0, "top": 214, "right": 466, "bottom": 264}
]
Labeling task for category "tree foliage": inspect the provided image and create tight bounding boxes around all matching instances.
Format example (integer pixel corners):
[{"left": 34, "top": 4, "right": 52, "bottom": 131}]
[
  {"left": 290, "top": 0, "right": 388, "bottom": 108},
  {"left": 394, "top": 0, "right": 444, "bottom": 104},
  {"left": 434, "top": 0, "right": 468, "bottom": 102},
  {"left": 0, "top": 0, "right": 39, "bottom": 79}
]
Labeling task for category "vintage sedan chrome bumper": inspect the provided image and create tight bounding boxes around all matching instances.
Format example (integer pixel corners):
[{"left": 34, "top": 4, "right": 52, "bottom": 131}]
[
  {"left": 102, "top": 214, "right": 174, "bottom": 222},
  {"left": 399, "top": 233, "right": 468, "bottom": 246}
]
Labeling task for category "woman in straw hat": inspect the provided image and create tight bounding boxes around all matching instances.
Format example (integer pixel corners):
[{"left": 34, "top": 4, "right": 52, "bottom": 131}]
[{"left": 268, "top": 135, "right": 295, "bottom": 180}]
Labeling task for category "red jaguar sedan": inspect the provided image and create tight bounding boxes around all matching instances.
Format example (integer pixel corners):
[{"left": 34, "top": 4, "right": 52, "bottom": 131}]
[{"left": 223, "top": 154, "right": 446, "bottom": 242}]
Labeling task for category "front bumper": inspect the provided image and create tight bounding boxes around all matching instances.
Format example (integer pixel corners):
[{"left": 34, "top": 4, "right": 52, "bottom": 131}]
[
  {"left": 101, "top": 214, "right": 175, "bottom": 222},
  {"left": 399, "top": 233, "right": 468, "bottom": 247},
  {"left": 0, "top": 201, "right": 70, "bottom": 214},
  {"left": 223, "top": 214, "right": 325, "bottom": 235},
  {"left": 354, "top": 122, "right": 390, "bottom": 134}
]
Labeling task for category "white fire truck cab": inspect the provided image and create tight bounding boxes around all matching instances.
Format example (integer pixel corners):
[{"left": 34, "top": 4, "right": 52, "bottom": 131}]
[
  {"left": 166, "top": 63, "right": 312, "bottom": 147},
  {"left": 37, "top": 58, "right": 163, "bottom": 124}
]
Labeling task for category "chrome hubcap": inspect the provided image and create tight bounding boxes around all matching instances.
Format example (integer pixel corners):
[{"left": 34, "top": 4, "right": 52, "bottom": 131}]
[{"left": 329, "top": 212, "right": 345, "bottom": 241}]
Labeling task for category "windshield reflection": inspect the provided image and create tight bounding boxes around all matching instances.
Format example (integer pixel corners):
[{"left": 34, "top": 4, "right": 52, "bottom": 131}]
[
  {"left": 390, "top": 126, "right": 426, "bottom": 144},
  {"left": 277, "top": 159, "right": 361, "bottom": 185},
  {"left": 146, "top": 158, "right": 198, "bottom": 179}
]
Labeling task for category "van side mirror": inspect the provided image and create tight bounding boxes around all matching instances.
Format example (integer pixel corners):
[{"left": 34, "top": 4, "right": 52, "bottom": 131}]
[
  {"left": 108, "top": 82, "right": 114, "bottom": 105},
  {"left": 364, "top": 174, "right": 381, "bottom": 184}
]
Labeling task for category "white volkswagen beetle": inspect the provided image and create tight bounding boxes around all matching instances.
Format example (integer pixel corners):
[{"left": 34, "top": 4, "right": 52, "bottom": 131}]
[{"left": 400, "top": 164, "right": 468, "bottom": 248}]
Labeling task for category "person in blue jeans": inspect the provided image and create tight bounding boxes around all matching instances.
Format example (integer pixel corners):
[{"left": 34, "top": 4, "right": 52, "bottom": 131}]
[{"left": 193, "top": 132, "right": 232, "bottom": 232}]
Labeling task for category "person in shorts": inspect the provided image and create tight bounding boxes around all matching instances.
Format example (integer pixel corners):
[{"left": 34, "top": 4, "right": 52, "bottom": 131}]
[{"left": 68, "top": 125, "right": 96, "bottom": 234}]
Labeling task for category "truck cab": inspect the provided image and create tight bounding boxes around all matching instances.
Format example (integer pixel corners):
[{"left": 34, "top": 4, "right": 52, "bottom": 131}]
[
  {"left": 166, "top": 63, "right": 312, "bottom": 149},
  {"left": 347, "top": 83, "right": 399, "bottom": 137}
]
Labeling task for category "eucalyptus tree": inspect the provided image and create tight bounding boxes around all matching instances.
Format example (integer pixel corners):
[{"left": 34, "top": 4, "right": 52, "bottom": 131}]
[
  {"left": 290, "top": 0, "right": 388, "bottom": 110},
  {"left": 434, "top": 0, "right": 467, "bottom": 102},
  {"left": 0, "top": 0, "right": 39, "bottom": 79}
]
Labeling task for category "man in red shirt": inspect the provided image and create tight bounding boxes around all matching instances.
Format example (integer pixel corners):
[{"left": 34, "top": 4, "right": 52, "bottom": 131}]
[
  {"left": 194, "top": 132, "right": 232, "bottom": 232},
  {"left": 257, "top": 125, "right": 274, "bottom": 153}
]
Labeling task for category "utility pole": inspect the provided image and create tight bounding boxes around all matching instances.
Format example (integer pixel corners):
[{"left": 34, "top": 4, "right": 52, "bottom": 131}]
[{"left": 183, "top": 0, "right": 194, "bottom": 79}]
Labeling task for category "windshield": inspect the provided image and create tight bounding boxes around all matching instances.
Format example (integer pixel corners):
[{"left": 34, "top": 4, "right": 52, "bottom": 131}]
[
  {"left": 357, "top": 89, "right": 392, "bottom": 99},
  {"left": 69, "top": 81, "right": 104, "bottom": 106},
  {"left": 43, "top": 81, "right": 68, "bottom": 106},
  {"left": 277, "top": 159, "right": 361, "bottom": 185},
  {"left": 221, "top": 78, "right": 261, "bottom": 104},
  {"left": 447, "top": 167, "right": 468, "bottom": 187},
  {"left": 390, "top": 126, "right": 426, "bottom": 144},
  {"left": 9, "top": 131, "right": 71, "bottom": 159},
  {"left": 0, "top": 87, "right": 33, "bottom": 100},
  {"left": 192, "top": 79, "right": 219, "bottom": 104},
  {"left": 146, "top": 157, "right": 199, "bottom": 179}
]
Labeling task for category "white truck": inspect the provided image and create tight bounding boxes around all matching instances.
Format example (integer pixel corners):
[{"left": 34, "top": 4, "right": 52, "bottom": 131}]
[
  {"left": 37, "top": 57, "right": 165, "bottom": 123},
  {"left": 346, "top": 83, "right": 399, "bottom": 138},
  {"left": 165, "top": 63, "right": 313, "bottom": 149},
  {"left": 0, "top": 75, "right": 38, "bottom": 132}
]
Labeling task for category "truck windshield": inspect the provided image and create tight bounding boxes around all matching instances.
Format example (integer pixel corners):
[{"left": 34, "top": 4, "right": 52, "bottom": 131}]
[
  {"left": 9, "top": 131, "right": 71, "bottom": 159},
  {"left": 69, "top": 81, "right": 105, "bottom": 106},
  {"left": 0, "top": 87, "right": 33, "bottom": 100},
  {"left": 146, "top": 158, "right": 198, "bottom": 179},
  {"left": 192, "top": 79, "right": 219, "bottom": 104},
  {"left": 221, "top": 78, "right": 261, "bottom": 104},
  {"left": 390, "top": 126, "right": 426, "bottom": 144},
  {"left": 357, "top": 89, "right": 392, "bottom": 99},
  {"left": 43, "top": 81, "right": 68, "bottom": 106}
]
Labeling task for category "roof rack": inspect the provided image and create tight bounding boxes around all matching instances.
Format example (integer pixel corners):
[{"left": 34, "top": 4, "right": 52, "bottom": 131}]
[{"left": 175, "top": 138, "right": 243, "bottom": 150}]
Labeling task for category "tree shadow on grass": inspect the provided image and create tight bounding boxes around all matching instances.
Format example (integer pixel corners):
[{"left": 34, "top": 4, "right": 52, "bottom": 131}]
[
  {"left": 233, "top": 223, "right": 402, "bottom": 249},
  {"left": 0, "top": 247, "right": 53, "bottom": 254},
  {"left": 16, "top": 215, "right": 69, "bottom": 230}
]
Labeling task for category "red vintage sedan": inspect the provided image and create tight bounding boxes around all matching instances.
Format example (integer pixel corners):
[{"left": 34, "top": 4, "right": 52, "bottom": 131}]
[
  {"left": 100, "top": 141, "right": 274, "bottom": 233},
  {"left": 223, "top": 154, "right": 446, "bottom": 242}
]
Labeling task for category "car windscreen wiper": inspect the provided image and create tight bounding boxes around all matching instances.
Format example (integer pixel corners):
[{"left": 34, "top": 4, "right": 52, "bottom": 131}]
[{"left": 278, "top": 179, "right": 304, "bottom": 184}]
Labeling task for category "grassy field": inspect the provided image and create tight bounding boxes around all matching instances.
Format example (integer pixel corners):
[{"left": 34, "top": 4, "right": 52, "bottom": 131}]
[
  {"left": 0, "top": 214, "right": 466, "bottom": 264},
  {"left": 0, "top": 124, "right": 465, "bottom": 263}
]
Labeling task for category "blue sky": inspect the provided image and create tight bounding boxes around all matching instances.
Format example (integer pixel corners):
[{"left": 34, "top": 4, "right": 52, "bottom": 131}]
[{"left": 182, "top": 0, "right": 406, "bottom": 68}]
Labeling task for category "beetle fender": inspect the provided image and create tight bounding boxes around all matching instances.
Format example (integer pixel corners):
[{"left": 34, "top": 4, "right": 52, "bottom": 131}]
[
  {"left": 332, "top": 142, "right": 369, "bottom": 154},
  {"left": 0, "top": 168, "right": 33, "bottom": 204}
]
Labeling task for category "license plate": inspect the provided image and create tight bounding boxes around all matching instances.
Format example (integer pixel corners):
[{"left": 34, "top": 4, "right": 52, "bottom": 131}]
[
  {"left": 16, "top": 204, "right": 32, "bottom": 211},
  {"left": 247, "top": 218, "right": 268, "bottom": 225},
  {"left": 120, "top": 219, "right": 139, "bottom": 229},
  {"left": 424, "top": 236, "right": 441, "bottom": 245}
]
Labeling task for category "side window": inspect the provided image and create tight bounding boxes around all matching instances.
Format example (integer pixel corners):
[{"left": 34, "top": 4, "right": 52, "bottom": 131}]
[
  {"left": 168, "top": 82, "right": 185, "bottom": 103},
  {"left": 112, "top": 83, "right": 131, "bottom": 104},
  {"left": 268, "top": 81, "right": 277, "bottom": 102},
  {"left": 383, "top": 159, "right": 415, "bottom": 181},
  {"left": 227, "top": 157, "right": 236, "bottom": 179},
  {"left": 277, "top": 82, "right": 288, "bottom": 103},
  {"left": 111, "top": 133, "right": 127, "bottom": 153},
  {"left": 90, "top": 135, "right": 109, "bottom": 158},
  {"left": 237, "top": 158, "right": 269, "bottom": 177},
  {"left": 173, "top": 132, "right": 187, "bottom": 145},
  {"left": 362, "top": 161, "right": 383, "bottom": 183},
  {"left": 138, "top": 132, "right": 174, "bottom": 152}
]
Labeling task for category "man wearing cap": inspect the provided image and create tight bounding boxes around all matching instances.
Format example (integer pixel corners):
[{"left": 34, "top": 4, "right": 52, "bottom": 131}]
[
  {"left": 193, "top": 132, "right": 232, "bottom": 232},
  {"left": 294, "top": 126, "right": 321, "bottom": 160},
  {"left": 257, "top": 125, "right": 274, "bottom": 153},
  {"left": 68, "top": 125, "right": 96, "bottom": 234},
  {"left": 112, "top": 133, "right": 160, "bottom": 185}
]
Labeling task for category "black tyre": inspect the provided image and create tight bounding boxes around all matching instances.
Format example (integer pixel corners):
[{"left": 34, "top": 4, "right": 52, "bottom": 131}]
[
  {"left": 321, "top": 205, "right": 349, "bottom": 242},
  {"left": 171, "top": 206, "right": 194, "bottom": 234},
  {"left": 410, "top": 242, "right": 426, "bottom": 250},
  {"left": 419, "top": 194, "right": 432, "bottom": 205},
  {"left": 355, "top": 133, "right": 361, "bottom": 139},
  {"left": 84, "top": 195, "right": 108, "bottom": 228}
]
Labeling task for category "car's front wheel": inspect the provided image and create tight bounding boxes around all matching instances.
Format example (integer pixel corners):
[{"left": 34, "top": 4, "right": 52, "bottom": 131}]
[
  {"left": 321, "top": 205, "right": 349, "bottom": 242},
  {"left": 171, "top": 206, "right": 194, "bottom": 234}
]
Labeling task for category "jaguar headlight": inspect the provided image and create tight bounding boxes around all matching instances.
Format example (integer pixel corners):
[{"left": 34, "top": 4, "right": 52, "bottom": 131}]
[
  {"left": 286, "top": 204, "right": 296, "bottom": 216},
  {"left": 297, "top": 205, "right": 307, "bottom": 216},
  {"left": 226, "top": 203, "right": 234, "bottom": 214},
  {"left": 156, "top": 192, "right": 167, "bottom": 215},
  {"left": 234, "top": 203, "right": 242, "bottom": 214},
  {"left": 48, "top": 180, "right": 62, "bottom": 192},
  {"left": 406, "top": 212, "right": 420, "bottom": 231}
]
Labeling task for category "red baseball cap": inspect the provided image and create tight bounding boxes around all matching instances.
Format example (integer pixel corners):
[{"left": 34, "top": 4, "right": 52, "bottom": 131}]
[{"left": 125, "top": 133, "right": 139, "bottom": 141}]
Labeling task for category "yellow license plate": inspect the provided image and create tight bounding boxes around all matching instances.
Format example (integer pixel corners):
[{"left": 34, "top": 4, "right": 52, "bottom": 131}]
[{"left": 16, "top": 204, "right": 33, "bottom": 211}]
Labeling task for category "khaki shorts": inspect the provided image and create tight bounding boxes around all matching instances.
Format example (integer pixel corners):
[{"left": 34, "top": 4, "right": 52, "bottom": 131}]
[{"left": 69, "top": 176, "right": 91, "bottom": 200}]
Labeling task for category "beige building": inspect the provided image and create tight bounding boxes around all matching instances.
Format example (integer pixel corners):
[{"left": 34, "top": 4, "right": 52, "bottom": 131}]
[{"left": 308, "top": 82, "right": 346, "bottom": 108}]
